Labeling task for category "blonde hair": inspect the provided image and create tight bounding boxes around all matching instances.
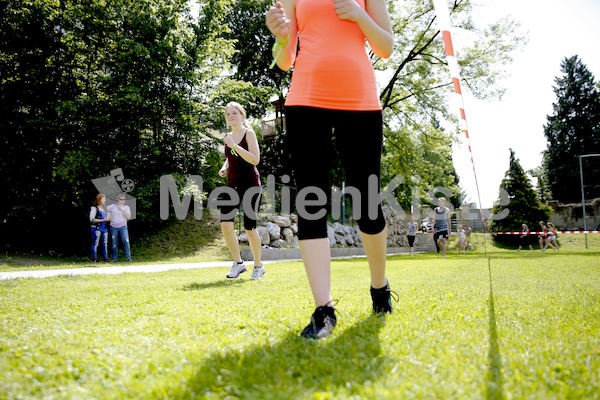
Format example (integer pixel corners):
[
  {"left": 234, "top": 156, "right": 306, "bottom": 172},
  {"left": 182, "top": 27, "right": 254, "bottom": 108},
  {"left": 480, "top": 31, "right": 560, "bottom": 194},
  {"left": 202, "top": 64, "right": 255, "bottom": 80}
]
[{"left": 225, "top": 101, "right": 250, "bottom": 129}]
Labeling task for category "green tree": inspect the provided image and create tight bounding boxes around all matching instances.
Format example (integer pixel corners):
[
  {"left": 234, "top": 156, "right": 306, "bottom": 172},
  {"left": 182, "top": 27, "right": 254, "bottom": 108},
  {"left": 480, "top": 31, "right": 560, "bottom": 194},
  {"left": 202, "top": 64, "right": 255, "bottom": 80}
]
[
  {"left": 382, "top": 118, "right": 463, "bottom": 210},
  {"left": 0, "top": 0, "right": 237, "bottom": 254},
  {"left": 224, "top": 0, "right": 293, "bottom": 184},
  {"left": 528, "top": 166, "right": 551, "bottom": 203},
  {"left": 379, "top": 0, "right": 525, "bottom": 210},
  {"left": 225, "top": 0, "right": 288, "bottom": 95},
  {"left": 490, "top": 149, "right": 551, "bottom": 245},
  {"left": 543, "top": 55, "right": 600, "bottom": 203}
]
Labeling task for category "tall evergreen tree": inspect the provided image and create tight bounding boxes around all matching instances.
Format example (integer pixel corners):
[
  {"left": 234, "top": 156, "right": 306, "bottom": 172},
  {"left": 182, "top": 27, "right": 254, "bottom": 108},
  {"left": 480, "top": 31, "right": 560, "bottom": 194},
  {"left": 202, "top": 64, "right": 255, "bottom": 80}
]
[
  {"left": 543, "top": 55, "right": 600, "bottom": 203},
  {"left": 528, "top": 166, "right": 551, "bottom": 203},
  {"left": 490, "top": 149, "right": 551, "bottom": 245}
]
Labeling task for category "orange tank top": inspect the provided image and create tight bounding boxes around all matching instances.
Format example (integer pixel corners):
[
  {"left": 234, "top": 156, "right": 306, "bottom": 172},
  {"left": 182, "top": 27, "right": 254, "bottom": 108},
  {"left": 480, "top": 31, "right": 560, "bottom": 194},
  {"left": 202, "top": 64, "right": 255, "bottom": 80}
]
[{"left": 285, "top": 0, "right": 381, "bottom": 111}]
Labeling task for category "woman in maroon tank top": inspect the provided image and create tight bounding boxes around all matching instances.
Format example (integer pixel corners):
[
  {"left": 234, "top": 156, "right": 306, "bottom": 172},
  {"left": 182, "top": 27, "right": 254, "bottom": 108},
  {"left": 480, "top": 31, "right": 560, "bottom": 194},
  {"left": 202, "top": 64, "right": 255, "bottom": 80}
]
[{"left": 218, "top": 102, "right": 264, "bottom": 280}]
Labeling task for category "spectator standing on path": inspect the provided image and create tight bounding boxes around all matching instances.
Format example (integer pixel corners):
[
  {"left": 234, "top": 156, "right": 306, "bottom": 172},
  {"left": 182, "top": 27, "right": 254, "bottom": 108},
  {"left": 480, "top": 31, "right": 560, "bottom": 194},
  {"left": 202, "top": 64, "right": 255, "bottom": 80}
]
[
  {"left": 433, "top": 197, "right": 451, "bottom": 259},
  {"left": 107, "top": 195, "right": 132, "bottom": 261},
  {"left": 406, "top": 217, "right": 417, "bottom": 256},
  {"left": 218, "top": 102, "right": 264, "bottom": 280},
  {"left": 90, "top": 194, "right": 110, "bottom": 263},
  {"left": 266, "top": 0, "right": 395, "bottom": 339},
  {"left": 517, "top": 223, "right": 534, "bottom": 251}
]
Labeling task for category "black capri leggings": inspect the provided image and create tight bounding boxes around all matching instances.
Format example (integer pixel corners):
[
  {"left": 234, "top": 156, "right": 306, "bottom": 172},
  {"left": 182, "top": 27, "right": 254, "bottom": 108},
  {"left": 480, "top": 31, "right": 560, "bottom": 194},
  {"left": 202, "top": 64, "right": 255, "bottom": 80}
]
[
  {"left": 218, "top": 185, "right": 262, "bottom": 230},
  {"left": 285, "top": 106, "right": 386, "bottom": 240}
]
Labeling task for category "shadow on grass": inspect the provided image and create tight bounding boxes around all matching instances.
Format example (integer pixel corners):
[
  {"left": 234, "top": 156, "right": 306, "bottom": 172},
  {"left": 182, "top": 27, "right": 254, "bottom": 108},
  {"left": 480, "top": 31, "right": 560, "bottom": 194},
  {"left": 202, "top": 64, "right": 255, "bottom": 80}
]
[
  {"left": 486, "top": 261, "right": 504, "bottom": 400},
  {"left": 180, "top": 279, "right": 248, "bottom": 291},
  {"left": 0, "top": 254, "right": 73, "bottom": 267},
  {"left": 179, "top": 314, "right": 389, "bottom": 398},
  {"left": 481, "top": 249, "right": 600, "bottom": 260}
]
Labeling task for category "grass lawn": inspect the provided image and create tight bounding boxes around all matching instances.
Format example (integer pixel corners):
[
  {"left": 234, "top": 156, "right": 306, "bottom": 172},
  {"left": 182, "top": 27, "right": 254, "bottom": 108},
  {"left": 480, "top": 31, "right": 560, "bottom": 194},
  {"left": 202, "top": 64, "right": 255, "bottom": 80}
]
[
  {"left": 1, "top": 237, "right": 599, "bottom": 399},
  {"left": 0, "top": 217, "right": 230, "bottom": 272}
]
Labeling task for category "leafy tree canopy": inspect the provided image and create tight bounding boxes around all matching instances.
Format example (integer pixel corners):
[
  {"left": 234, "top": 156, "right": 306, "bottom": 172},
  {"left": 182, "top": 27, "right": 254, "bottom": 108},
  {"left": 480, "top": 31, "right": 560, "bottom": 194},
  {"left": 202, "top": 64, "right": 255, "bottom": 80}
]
[
  {"left": 0, "top": 0, "right": 529, "bottom": 254},
  {"left": 380, "top": 0, "right": 526, "bottom": 210},
  {"left": 543, "top": 55, "right": 600, "bottom": 203},
  {"left": 0, "top": 0, "right": 264, "bottom": 254}
]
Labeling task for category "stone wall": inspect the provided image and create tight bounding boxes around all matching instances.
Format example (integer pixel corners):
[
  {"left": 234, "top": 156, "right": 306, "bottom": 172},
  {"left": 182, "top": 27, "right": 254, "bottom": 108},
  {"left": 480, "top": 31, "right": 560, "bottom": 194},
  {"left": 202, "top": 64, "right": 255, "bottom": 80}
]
[
  {"left": 238, "top": 205, "right": 408, "bottom": 248},
  {"left": 548, "top": 199, "right": 600, "bottom": 230},
  {"left": 237, "top": 199, "right": 600, "bottom": 249}
]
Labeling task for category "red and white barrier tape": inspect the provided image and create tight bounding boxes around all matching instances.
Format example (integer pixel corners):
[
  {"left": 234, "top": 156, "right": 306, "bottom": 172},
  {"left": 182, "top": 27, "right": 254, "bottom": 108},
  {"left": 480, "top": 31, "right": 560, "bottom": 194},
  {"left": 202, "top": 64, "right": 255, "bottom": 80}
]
[
  {"left": 433, "top": 0, "right": 486, "bottom": 231},
  {"left": 495, "top": 231, "right": 600, "bottom": 235}
]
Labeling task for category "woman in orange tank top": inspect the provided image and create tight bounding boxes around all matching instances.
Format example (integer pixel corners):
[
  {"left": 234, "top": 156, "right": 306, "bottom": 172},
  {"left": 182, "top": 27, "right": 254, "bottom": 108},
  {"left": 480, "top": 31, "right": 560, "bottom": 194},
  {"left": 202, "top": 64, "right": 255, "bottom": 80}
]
[{"left": 266, "top": 0, "right": 395, "bottom": 339}]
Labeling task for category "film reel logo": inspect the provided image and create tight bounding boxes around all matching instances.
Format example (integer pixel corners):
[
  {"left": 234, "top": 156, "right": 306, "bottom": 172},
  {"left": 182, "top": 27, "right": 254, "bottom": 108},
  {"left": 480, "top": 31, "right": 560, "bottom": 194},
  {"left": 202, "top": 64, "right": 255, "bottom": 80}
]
[{"left": 91, "top": 168, "right": 136, "bottom": 219}]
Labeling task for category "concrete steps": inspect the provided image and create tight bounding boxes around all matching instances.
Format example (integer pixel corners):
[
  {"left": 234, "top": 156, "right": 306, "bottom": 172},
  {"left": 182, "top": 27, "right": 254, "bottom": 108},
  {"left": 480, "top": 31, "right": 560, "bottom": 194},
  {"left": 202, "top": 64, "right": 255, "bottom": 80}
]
[{"left": 414, "top": 233, "right": 437, "bottom": 253}]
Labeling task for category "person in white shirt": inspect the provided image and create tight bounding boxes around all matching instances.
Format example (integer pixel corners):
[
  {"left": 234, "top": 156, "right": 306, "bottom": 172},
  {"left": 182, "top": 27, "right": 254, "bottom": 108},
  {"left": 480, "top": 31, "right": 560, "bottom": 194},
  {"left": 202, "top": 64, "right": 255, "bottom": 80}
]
[
  {"left": 107, "top": 195, "right": 132, "bottom": 261},
  {"left": 456, "top": 224, "right": 466, "bottom": 254},
  {"left": 406, "top": 217, "right": 417, "bottom": 256}
]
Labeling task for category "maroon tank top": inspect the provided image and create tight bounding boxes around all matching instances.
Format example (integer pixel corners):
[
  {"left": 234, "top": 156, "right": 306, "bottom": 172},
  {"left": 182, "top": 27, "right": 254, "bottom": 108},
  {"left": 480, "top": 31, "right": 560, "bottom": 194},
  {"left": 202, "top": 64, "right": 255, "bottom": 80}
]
[{"left": 225, "top": 131, "right": 260, "bottom": 188}]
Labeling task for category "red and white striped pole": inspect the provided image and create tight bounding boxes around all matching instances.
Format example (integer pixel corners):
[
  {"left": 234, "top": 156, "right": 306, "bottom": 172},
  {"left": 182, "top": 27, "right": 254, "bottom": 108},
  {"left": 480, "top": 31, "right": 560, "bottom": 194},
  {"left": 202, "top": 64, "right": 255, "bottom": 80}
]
[{"left": 432, "top": 0, "right": 486, "bottom": 228}]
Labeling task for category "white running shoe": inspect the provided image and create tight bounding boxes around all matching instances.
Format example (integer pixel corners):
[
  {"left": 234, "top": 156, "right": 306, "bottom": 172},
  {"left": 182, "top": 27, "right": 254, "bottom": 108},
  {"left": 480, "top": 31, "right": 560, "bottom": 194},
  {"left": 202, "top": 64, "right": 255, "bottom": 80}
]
[
  {"left": 250, "top": 265, "right": 265, "bottom": 280},
  {"left": 226, "top": 261, "right": 246, "bottom": 278}
]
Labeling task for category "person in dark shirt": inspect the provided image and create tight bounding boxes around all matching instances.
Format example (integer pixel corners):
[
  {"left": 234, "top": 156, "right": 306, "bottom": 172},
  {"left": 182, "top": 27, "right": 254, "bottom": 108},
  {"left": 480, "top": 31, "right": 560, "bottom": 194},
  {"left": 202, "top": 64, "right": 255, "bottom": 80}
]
[
  {"left": 218, "top": 102, "right": 264, "bottom": 280},
  {"left": 517, "top": 223, "right": 534, "bottom": 251},
  {"left": 433, "top": 197, "right": 451, "bottom": 259}
]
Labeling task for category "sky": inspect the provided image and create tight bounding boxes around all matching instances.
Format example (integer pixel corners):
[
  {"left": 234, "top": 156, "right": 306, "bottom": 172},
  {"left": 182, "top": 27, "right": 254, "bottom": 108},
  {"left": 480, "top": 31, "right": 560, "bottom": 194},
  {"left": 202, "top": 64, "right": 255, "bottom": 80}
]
[{"left": 450, "top": 0, "right": 600, "bottom": 208}]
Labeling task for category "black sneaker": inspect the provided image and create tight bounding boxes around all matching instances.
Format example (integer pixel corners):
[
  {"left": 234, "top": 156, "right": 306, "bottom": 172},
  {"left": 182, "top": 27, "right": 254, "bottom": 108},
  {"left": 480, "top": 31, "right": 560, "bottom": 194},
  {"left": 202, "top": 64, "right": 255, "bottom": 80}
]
[
  {"left": 300, "top": 305, "right": 337, "bottom": 339},
  {"left": 370, "top": 281, "right": 398, "bottom": 314}
]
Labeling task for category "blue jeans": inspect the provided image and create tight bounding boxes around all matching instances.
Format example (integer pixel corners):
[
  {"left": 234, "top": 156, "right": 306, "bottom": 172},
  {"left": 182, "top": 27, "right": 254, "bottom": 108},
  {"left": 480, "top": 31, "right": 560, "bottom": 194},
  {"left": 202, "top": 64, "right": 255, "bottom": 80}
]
[
  {"left": 91, "top": 227, "right": 108, "bottom": 260},
  {"left": 110, "top": 226, "right": 131, "bottom": 261}
]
